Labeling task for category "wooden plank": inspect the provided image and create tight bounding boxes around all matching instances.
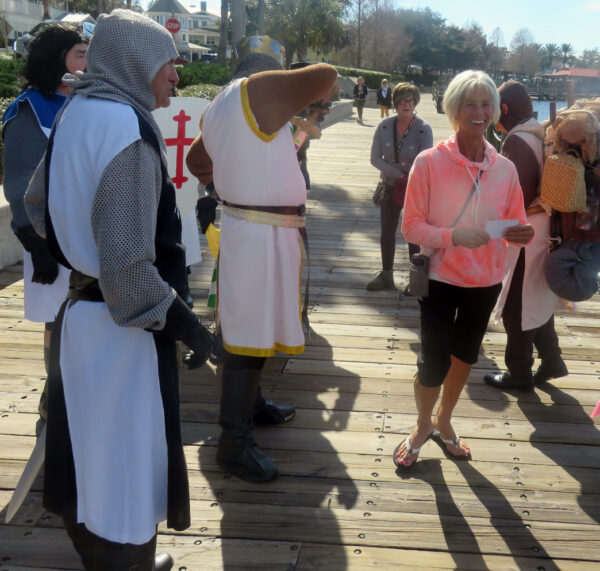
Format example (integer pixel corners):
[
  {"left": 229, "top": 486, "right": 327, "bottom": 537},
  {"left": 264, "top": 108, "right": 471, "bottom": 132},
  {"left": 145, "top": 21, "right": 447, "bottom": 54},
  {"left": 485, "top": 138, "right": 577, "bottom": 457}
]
[
  {"left": 296, "top": 543, "right": 597, "bottom": 570},
  {"left": 1, "top": 102, "right": 600, "bottom": 568}
]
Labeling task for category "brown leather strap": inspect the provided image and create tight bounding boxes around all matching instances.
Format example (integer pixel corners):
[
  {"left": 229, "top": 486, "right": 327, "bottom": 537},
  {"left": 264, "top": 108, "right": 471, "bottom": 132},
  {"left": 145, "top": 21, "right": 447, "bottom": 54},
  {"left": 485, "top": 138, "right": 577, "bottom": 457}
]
[
  {"left": 526, "top": 204, "right": 545, "bottom": 216},
  {"left": 223, "top": 201, "right": 306, "bottom": 216},
  {"left": 298, "top": 226, "right": 310, "bottom": 335},
  {"left": 67, "top": 270, "right": 104, "bottom": 302}
]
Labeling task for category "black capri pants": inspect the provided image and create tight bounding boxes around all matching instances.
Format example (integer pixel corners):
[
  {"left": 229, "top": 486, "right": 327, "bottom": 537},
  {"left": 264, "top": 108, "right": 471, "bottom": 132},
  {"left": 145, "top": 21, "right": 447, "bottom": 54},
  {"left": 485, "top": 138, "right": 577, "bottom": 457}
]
[{"left": 417, "top": 279, "right": 502, "bottom": 387}]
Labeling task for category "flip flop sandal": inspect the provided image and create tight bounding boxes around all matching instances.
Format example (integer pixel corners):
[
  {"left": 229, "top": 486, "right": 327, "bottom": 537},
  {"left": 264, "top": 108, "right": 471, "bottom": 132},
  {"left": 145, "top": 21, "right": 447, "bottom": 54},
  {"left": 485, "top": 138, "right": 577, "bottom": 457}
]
[
  {"left": 432, "top": 429, "right": 472, "bottom": 461},
  {"left": 393, "top": 433, "right": 431, "bottom": 469}
]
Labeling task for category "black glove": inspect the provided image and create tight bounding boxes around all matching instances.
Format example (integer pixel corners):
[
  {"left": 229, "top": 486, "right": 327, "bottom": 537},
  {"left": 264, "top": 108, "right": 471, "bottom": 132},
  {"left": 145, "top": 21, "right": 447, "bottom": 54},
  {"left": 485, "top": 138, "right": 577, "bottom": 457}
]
[
  {"left": 160, "top": 296, "right": 214, "bottom": 369},
  {"left": 15, "top": 225, "right": 59, "bottom": 285},
  {"left": 196, "top": 196, "right": 218, "bottom": 234}
]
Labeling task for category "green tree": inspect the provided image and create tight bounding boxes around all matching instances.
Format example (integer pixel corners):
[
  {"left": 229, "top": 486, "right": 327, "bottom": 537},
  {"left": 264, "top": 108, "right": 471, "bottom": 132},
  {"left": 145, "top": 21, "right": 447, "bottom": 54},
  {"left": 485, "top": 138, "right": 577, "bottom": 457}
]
[
  {"left": 461, "top": 22, "right": 488, "bottom": 69},
  {"left": 245, "top": 0, "right": 266, "bottom": 35},
  {"left": 560, "top": 42, "right": 575, "bottom": 69},
  {"left": 79, "top": 0, "right": 141, "bottom": 17},
  {"left": 265, "top": 0, "right": 345, "bottom": 68},
  {"left": 396, "top": 7, "right": 445, "bottom": 74},
  {"left": 579, "top": 48, "right": 600, "bottom": 69},
  {"left": 508, "top": 28, "right": 539, "bottom": 75}
]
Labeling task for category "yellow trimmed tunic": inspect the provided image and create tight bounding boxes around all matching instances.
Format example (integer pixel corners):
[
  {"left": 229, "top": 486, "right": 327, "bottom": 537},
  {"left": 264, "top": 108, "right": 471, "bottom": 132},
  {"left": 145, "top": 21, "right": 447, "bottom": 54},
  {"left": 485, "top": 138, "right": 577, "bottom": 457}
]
[{"left": 200, "top": 78, "right": 307, "bottom": 357}]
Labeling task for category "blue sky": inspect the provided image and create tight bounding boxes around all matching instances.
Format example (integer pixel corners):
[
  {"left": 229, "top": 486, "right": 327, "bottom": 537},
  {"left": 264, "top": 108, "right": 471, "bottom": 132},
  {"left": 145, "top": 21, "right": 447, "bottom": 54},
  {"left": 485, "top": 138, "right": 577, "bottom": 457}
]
[{"left": 151, "top": 0, "right": 599, "bottom": 54}]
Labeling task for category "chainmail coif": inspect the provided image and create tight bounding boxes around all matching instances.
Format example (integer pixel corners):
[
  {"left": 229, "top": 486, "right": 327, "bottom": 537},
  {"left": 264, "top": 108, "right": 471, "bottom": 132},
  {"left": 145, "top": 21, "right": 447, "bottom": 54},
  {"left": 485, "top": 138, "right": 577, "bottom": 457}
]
[{"left": 62, "top": 9, "right": 177, "bottom": 155}]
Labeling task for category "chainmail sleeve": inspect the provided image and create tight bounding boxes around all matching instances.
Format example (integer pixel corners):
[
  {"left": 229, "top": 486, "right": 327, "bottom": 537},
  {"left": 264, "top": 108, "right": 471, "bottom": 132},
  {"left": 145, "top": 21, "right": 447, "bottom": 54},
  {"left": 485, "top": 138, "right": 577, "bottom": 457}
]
[
  {"left": 91, "top": 139, "right": 175, "bottom": 329},
  {"left": 23, "top": 153, "right": 48, "bottom": 238}
]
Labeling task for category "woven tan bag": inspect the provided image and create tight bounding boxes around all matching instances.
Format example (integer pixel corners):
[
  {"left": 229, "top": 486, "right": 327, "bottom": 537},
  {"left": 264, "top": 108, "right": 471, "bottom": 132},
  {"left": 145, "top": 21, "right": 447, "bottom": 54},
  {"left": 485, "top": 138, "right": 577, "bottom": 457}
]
[{"left": 540, "top": 152, "right": 586, "bottom": 213}]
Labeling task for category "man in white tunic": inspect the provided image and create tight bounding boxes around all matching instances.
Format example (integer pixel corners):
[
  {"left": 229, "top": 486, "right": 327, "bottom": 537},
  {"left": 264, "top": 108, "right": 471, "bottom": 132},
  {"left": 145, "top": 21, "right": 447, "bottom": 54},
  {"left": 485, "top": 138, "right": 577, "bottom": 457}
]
[
  {"left": 187, "top": 55, "right": 337, "bottom": 482},
  {"left": 25, "top": 10, "right": 212, "bottom": 569},
  {"left": 485, "top": 81, "right": 568, "bottom": 392}
]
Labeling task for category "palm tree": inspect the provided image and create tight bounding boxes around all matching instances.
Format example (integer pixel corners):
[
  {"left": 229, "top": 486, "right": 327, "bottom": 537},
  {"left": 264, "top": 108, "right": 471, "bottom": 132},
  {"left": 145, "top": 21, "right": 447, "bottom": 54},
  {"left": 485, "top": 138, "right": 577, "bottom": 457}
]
[
  {"left": 542, "top": 42, "right": 559, "bottom": 71},
  {"left": 560, "top": 42, "right": 575, "bottom": 69}
]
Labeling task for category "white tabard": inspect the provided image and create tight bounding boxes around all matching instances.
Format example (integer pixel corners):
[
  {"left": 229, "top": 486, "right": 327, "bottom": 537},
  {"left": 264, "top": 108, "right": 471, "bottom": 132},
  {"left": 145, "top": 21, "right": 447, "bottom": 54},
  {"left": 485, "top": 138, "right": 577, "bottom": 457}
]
[
  {"left": 48, "top": 96, "right": 168, "bottom": 544},
  {"left": 23, "top": 250, "right": 70, "bottom": 322},
  {"left": 200, "top": 78, "right": 307, "bottom": 357}
]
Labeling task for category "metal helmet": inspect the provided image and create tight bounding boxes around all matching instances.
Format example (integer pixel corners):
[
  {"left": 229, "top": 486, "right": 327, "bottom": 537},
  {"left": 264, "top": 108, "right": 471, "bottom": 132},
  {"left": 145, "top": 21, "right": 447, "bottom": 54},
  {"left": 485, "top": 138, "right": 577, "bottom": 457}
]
[{"left": 235, "top": 35, "right": 285, "bottom": 66}]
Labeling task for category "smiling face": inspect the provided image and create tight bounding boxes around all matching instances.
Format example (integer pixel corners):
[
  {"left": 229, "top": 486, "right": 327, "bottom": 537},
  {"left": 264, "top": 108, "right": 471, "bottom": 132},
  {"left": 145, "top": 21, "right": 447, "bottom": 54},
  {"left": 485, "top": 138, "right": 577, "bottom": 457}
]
[
  {"left": 64, "top": 42, "right": 88, "bottom": 75},
  {"left": 456, "top": 84, "right": 493, "bottom": 138},
  {"left": 151, "top": 60, "right": 179, "bottom": 109}
]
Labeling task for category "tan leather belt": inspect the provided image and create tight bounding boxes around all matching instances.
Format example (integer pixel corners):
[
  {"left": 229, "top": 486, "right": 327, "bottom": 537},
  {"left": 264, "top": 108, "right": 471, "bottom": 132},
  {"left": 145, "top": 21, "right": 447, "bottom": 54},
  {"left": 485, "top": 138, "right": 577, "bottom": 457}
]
[{"left": 223, "top": 201, "right": 305, "bottom": 217}]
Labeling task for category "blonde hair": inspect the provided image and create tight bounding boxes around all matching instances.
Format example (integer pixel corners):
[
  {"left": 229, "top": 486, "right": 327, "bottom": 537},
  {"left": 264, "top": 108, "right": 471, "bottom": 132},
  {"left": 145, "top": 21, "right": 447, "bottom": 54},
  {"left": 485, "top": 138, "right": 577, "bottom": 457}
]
[{"left": 443, "top": 70, "right": 500, "bottom": 131}]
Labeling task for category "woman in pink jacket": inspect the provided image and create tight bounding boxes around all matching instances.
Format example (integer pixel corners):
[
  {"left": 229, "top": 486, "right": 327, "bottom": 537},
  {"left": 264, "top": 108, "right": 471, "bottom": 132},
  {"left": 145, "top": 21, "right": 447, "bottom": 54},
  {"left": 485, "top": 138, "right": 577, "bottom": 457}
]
[{"left": 395, "top": 70, "right": 533, "bottom": 468}]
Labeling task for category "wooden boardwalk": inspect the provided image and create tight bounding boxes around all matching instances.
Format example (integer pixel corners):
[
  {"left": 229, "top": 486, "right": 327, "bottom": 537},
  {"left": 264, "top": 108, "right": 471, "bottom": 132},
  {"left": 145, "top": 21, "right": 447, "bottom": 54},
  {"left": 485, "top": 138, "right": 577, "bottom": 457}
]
[{"left": 1, "top": 100, "right": 600, "bottom": 570}]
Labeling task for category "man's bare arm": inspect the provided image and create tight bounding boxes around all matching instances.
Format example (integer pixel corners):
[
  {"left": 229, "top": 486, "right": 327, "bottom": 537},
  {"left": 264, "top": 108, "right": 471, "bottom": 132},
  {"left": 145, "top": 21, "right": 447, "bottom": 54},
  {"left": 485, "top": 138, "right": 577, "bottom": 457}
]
[
  {"left": 186, "top": 134, "right": 213, "bottom": 185},
  {"left": 247, "top": 63, "right": 338, "bottom": 135}
]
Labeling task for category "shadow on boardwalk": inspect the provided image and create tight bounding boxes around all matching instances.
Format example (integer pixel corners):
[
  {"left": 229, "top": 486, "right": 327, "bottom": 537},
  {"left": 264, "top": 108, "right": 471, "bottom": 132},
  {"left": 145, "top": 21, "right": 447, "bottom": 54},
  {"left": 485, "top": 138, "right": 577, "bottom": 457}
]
[
  {"left": 396, "top": 458, "right": 557, "bottom": 570},
  {"left": 197, "top": 328, "right": 360, "bottom": 569},
  {"left": 519, "top": 384, "right": 600, "bottom": 525}
]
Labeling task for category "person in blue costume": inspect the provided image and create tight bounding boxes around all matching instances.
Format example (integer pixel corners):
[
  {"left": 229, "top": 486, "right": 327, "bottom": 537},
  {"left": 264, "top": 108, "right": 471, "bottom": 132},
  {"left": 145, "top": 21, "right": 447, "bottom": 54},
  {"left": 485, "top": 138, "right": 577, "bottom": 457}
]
[{"left": 2, "top": 24, "right": 89, "bottom": 433}]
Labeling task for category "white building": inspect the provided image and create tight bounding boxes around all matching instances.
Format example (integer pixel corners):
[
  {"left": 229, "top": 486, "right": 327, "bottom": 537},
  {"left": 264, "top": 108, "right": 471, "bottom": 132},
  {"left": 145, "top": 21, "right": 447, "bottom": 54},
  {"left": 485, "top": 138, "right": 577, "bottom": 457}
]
[
  {"left": 188, "top": 1, "right": 219, "bottom": 49},
  {"left": 145, "top": 0, "right": 217, "bottom": 61},
  {"left": 0, "top": 0, "right": 63, "bottom": 45}
]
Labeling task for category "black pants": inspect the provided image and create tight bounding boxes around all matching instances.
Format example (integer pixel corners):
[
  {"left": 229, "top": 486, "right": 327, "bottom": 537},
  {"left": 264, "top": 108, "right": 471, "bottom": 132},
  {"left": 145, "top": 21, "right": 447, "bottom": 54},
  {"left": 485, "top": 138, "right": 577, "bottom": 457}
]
[
  {"left": 380, "top": 192, "right": 419, "bottom": 270},
  {"left": 62, "top": 503, "right": 157, "bottom": 570},
  {"left": 418, "top": 280, "right": 502, "bottom": 387},
  {"left": 355, "top": 99, "right": 365, "bottom": 120},
  {"left": 502, "top": 249, "right": 562, "bottom": 377}
]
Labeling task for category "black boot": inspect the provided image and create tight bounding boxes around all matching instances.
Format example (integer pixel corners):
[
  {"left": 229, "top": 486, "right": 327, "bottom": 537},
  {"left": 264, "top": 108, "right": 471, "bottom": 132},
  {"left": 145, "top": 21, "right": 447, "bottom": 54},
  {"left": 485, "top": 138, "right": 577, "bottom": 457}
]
[
  {"left": 253, "top": 385, "right": 295, "bottom": 426},
  {"left": 484, "top": 371, "right": 534, "bottom": 392},
  {"left": 217, "top": 368, "right": 279, "bottom": 482},
  {"left": 534, "top": 359, "right": 569, "bottom": 385},
  {"left": 63, "top": 506, "right": 170, "bottom": 571}
]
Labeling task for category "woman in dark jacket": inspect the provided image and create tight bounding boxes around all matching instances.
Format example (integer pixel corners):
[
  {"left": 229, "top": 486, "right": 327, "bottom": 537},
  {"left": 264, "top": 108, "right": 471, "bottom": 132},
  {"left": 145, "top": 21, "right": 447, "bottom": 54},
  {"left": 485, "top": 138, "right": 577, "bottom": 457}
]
[
  {"left": 367, "top": 82, "right": 433, "bottom": 291},
  {"left": 353, "top": 76, "right": 367, "bottom": 124},
  {"left": 376, "top": 78, "right": 392, "bottom": 118}
]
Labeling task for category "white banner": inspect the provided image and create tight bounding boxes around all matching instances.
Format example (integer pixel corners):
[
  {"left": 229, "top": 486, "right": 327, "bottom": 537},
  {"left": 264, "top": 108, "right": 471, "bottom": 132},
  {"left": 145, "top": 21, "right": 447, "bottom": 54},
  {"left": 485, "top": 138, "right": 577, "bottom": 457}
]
[{"left": 153, "top": 97, "right": 211, "bottom": 266}]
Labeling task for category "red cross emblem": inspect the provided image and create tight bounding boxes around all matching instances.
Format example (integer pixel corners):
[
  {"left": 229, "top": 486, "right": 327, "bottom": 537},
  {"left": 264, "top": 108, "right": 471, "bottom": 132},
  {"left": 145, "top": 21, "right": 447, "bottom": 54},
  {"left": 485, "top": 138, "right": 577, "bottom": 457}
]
[{"left": 165, "top": 109, "right": 195, "bottom": 189}]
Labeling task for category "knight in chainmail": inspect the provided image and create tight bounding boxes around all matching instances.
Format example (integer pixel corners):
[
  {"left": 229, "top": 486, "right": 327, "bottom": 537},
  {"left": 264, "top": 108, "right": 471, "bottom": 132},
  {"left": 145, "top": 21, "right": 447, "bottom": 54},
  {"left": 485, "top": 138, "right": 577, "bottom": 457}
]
[{"left": 24, "top": 10, "right": 212, "bottom": 570}]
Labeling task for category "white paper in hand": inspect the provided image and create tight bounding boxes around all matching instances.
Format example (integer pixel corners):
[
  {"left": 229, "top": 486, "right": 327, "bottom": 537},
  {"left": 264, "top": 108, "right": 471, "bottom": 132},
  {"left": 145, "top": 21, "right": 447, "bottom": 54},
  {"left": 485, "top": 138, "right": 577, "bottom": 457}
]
[{"left": 485, "top": 219, "right": 519, "bottom": 239}]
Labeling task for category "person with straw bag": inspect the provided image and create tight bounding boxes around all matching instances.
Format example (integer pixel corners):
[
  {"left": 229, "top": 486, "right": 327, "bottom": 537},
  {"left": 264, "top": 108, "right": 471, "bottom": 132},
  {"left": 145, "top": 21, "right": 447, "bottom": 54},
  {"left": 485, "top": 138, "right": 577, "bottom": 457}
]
[{"left": 484, "top": 80, "right": 568, "bottom": 393}]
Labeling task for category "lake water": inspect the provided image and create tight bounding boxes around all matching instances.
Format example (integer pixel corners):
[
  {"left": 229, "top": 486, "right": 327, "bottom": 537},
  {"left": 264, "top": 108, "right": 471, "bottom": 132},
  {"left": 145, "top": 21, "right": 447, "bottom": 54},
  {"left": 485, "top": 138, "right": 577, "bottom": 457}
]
[{"left": 532, "top": 100, "right": 567, "bottom": 123}]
